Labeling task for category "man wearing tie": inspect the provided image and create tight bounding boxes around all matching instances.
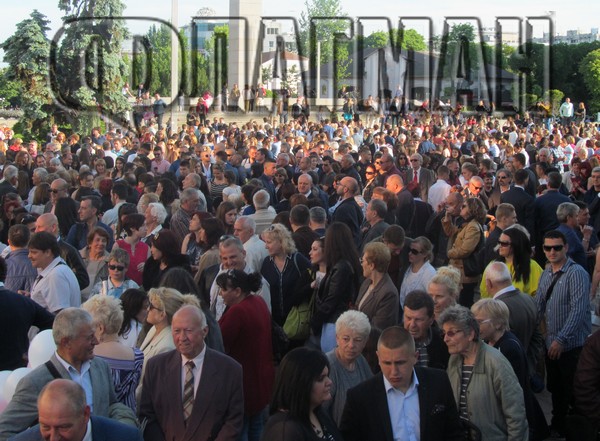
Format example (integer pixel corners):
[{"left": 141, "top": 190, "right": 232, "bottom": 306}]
[
  {"left": 405, "top": 153, "right": 435, "bottom": 203},
  {"left": 139, "top": 305, "right": 243, "bottom": 441}
]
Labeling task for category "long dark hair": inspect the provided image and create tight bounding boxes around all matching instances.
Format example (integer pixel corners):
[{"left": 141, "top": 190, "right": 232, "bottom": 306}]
[
  {"left": 215, "top": 269, "right": 262, "bottom": 294},
  {"left": 324, "top": 222, "right": 361, "bottom": 278},
  {"left": 55, "top": 197, "right": 79, "bottom": 238},
  {"left": 118, "top": 288, "right": 147, "bottom": 337},
  {"left": 269, "top": 347, "right": 329, "bottom": 423},
  {"left": 499, "top": 227, "right": 532, "bottom": 285}
]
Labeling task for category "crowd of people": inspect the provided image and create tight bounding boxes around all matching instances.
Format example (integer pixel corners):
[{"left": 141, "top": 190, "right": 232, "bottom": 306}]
[{"left": 1, "top": 95, "right": 600, "bottom": 441}]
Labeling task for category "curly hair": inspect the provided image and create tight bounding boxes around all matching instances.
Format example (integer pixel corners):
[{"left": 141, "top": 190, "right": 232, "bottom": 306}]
[
  {"left": 261, "top": 223, "right": 297, "bottom": 255},
  {"left": 464, "top": 197, "right": 487, "bottom": 224}
]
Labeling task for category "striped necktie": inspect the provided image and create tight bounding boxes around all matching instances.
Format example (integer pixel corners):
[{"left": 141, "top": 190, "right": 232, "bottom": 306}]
[{"left": 183, "top": 360, "right": 195, "bottom": 422}]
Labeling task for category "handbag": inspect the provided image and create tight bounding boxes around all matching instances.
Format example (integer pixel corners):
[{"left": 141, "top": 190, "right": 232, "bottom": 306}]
[{"left": 283, "top": 298, "right": 313, "bottom": 340}]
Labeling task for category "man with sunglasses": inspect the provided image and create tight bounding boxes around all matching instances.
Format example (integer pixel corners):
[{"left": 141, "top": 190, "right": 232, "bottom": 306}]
[{"left": 536, "top": 230, "right": 591, "bottom": 438}]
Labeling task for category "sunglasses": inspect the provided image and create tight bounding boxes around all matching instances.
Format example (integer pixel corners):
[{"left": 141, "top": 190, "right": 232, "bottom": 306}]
[
  {"left": 50, "top": 189, "right": 63, "bottom": 194},
  {"left": 219, "top": 234, "right": 236, "bottom": 243},
  {"left": 543, "top": 244, "right": 564, "bottom": 252},
  {"left": 441, "top": 329, "right": 464, "bottom": 339},
  {"left": 497, "top": 240, "right": 511, "bottom": 247},
  {"left": 471, "top": 185, "right": 483, "bottom": 190},
  {"left": 409, "top": 248, "right": 422, "bottom": 255},
  {"left": 365, "top": 171, "right": 375, "bottom": 175},
  {"left": 410, "top": 159, "right": 420, "bottom": 162},
  {"left": 108, "top": 264, "right": 125, "bottom": 271}
]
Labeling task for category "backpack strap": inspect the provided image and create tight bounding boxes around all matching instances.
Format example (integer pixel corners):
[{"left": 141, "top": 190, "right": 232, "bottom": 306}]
[{"left": 44, "top": 360, "right": 63, "bottom": 379}]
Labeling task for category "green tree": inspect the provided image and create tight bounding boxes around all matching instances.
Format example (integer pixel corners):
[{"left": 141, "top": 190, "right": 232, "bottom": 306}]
[
  {"left": 203, "top": 25, "right": 228, "bottom": 95},
  {"left": 542, "top": 89, "right": 565, "bottom": 116},
  {"left": 55, "top": 0, "right": 130, "bottom": 133},
  {"left": 299, "top": 0, "right": 349, "bottom": 65},
  {"left": 363, "top": 29, "right": 427, "bottom": 51},
  {"left": 580, "top": 48, "right": 600, "bottom": 112},
  {"left": 0, "top": 10, "right": 53, "bottom": 139},
  {"left": 0, "top": 68, "right": 22, "bottom": 108}
]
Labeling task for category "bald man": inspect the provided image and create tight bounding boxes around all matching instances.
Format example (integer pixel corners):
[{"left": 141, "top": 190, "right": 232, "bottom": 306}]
[
  {"left": 8, "top": 379, "right": 142, "bottom": 441},
  {"left": 332, "top": 176, "right": 364, "bottom": 246}
]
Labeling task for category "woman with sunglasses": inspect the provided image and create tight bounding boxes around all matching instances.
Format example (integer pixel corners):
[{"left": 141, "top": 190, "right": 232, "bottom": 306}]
[
  {"left": 216, "top": 269, "right": 274, "bottom": 441},
  {"left": 399, "top": 236, "right": 437, "bottom": 308},
  {"left": 90, "top": 248, "right": 139, "bottom": 298},
  {"left": 361, "top": 165, "right": 380, "bottom": 202},
  {"left": 479, "top": 226, "right": 543, "bottom": 299}
]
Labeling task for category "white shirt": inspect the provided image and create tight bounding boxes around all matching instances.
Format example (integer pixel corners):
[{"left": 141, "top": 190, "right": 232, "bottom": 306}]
[
  {"left": 55, "top": 352, "right": 94, "bottom": 411},
  {"left": 428, "top": 179, "right": 452, "bottom": 211},
  {"left": 243, "top": 234, "right": 269, "bottom": 276},
  {"left": 493, "top": 284, "right": 517, "bottom": 300},
  {"left": 384, "top": 371, "right": 420, "bottom": 441},
  {"left": 180, "top": 345, "right": 206, "bottom": 398},
  {"left": 31, "top": 256, "right": 81, "bottom": 313}
]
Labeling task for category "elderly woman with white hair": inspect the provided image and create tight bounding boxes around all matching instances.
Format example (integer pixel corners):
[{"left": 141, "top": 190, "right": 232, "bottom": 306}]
[
  {"left": 471, "top": 299, "right": 549, "bottom": 441},
  {"left": 440, "top": 305, "right": 528, "bottom": 441},
  {"left": 82, "top": 295, "right": 144, "bottom": 412},
  {"left": 142, "top": 202, "right": 167, "bottom": 245},
  {"left": 322, "top": 310, "right": 373, "bottom": 425}
]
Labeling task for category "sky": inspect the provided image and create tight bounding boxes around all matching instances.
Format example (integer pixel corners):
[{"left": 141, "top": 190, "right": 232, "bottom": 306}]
[{"left": 1, "top": 0, "right": 597, "bottom": 66}]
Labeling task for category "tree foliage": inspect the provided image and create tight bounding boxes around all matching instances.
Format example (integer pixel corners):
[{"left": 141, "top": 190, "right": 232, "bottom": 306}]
[
  {"left": 580, "top": 48, "right": 600, "bottom": 112},
  {"left": 55, "top": 0, "right": 130, "bottom": 132},
  {"left": 0, "top": 10, "right": 53, "bottom": 139},
  {"left": 0, "top": 69, "right": 21, "bottom": 108},
  {"left": 363, "top": 29, "right": 427, "bottom": 51},
  {"left": 299, "top": 0, "right": 349, "bottom": 65}
]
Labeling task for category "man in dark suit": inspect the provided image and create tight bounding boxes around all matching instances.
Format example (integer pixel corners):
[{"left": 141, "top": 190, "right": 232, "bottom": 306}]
[
  {"left": 290, "top": 205, "right": 319, "bottom": 259},
  {"left": 360, "top": 199, "right": 390, "bottom": 253},
  {"left": 0, "top": 256, "right": 54, "bottom": 371},
  {"left": 139, "top": 305, "right": 244, "bottom": 441},
  {"left": 500, "top": 168, "right": 535, "bottom": 238},
  {"left": 332, "top": 177, "right": 364, "bottom": 247},
  {"left": 9, "top": 379, "right": 142, "bottom": 441},
  {"left": 386, "top": 174, "right": 415, "bottom": 231},
  {"left": 405, "top": 153, "right": 436, "bottom": 204},
  {"left": 340, "top": 326, "right": 463, "bottom": 441}
]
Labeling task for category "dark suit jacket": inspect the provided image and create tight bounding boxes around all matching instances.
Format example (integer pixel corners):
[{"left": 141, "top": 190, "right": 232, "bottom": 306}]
[
  {"left": 292, "top": 226, "right": 320, "bottom": 259},
  {"left": 500, "top": 186, "right": 535, "bottom": 237},
  {"left": 8, "top": 416, "right": 143, "bottom": 441},
  {"left": 139, "top": 348, "right": 243, "bottom": 441},
  {"left": 359, "top": 220, "right": 389, "bottom": 253},
  {"left": 332, "top": 197, "right": 364, "bottom": 247},
  {"left": 340, "top": 368, "right": 464, "bottom": 441},
  {"left": 0, "top": 288, "right": 54, "bottom": 371},
  {"left": 405, "top": 168, "right": 436, "bottom": 203}
]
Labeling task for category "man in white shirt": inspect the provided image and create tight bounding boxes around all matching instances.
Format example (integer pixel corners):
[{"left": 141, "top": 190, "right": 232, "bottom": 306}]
[
  {"left": 428, "top": 165, "right": 452, "bottom": 211},
  {"left": 340, "top": 326, "right": 463, "bottom": 441},
  {"left": 233, "top": 216, "right": 268, "bottom": 273},
  {"left": 559, "top": 97, "right": 574, "bottom": 126},
  {"left": 28, "top": 231, "right": 80, "bottom": 313}
]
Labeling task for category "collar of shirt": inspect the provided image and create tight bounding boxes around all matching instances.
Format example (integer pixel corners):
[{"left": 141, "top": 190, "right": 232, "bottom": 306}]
[
  {"left": 55, "top": 351, "right": 92, "bottom": 376},
  {"left": 383, "top": 369, "right": 419, "bottom": 396},
  {"left": 493, "top": 284, "right": 517, "bottom": 299},
  {"left": 82, "top": 419, "right": 92, "bottom": 441},
  {"left": 39, "top": 256, "right": 66, "bottom": 276},
  {"left": 0, "top": 282, "right": 4, "bottom": 288}
]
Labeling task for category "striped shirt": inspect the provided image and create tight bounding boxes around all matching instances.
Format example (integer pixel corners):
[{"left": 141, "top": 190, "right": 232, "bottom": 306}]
[{"left": 535, "top": 258, "right": 591, "bottom": 351}]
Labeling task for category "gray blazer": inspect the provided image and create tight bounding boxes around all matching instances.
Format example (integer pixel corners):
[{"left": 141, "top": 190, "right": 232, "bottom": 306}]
[{"left": 0, "top": 354, "right": 137, "bottom": 441}]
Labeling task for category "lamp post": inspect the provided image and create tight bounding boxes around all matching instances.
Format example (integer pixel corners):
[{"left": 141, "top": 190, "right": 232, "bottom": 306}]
[{"left": 170, "top": 0, "right": 178, "bottom": 130}]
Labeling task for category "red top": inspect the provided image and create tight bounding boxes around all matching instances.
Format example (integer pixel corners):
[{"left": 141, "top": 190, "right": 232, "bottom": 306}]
[
  {"left": 218, "top": 295, "right": 275, "bottom": 415},
  {"left": 116, "top": 239, "right": 149, "bottom": 286}
]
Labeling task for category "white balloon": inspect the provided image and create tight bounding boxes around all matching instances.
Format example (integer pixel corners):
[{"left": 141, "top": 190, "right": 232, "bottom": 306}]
[
  {"left": 28, "top": 330, "right": 56, "bottom": 369},
  {"left": 0, "top": 371, "right": 11, "bottom": 402},
  {"left": 2, "top": 368, "right": 31, "bottom": 403}
]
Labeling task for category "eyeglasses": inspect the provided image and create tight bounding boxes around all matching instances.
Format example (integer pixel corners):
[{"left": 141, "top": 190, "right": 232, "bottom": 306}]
[
  {"left": 497, "top": 175, "right": 508, "bottom": 179},
  {"left": 471, "top": 185, "right": 483, "bottom": 191},
  {"left": 50, "top": 189, "right": 62, "bottom": 194},
  {"left": 543, "top": 244, "right": 564, "bottom": 252},
  {"left": 375, "top": 161, "right": 381, "bottom": 165},
  {"left": 441, "top": 329, "right": 464, "bottom": 338},
  {"left": 497, "top": 240, "right": 511, "bottom": 247},
  {"left": 108, "top": 264, "right": 125, "bottom": 271},
  {"left": 409, "top": 248, "right": 422, "bottom": 255},
  {"left": 147, "top": 303, "right": 163, "bottom": 312},
  {"left": 410, "top": 159, "right": 420, "bottom": 162}
]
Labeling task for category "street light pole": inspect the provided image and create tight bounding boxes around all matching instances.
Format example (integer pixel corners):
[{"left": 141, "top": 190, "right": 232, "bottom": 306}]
[{"left": 170, "top": 0, "right": 178, "bottom": 131}]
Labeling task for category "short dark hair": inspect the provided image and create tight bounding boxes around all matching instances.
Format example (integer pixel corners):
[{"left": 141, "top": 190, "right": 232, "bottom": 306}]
[
  {"left": 547, "top": 172, "right": 562, "bottom": 189},
  {"left": 111, "top": 182, "right": 129, "bottom": 200},
  {"left": 121, "top": 213, "right": 145, "bottom": 235},
  {"left": 8, "top": 224, "right": 31, "bottom": 248},
  {"left": 513, "top": 169, "right": 529, "bottom": 186},
  {"left": 29, "top": 232, "right": 60, "bottom": 257},
  {"left": 82, "top": 195, "right": 102, "bottom": 213},
  {"left": 383, "top": 225, "right": 405, "bottom": 247},
  {"left": 289, "top": 204, "right": 310, "bottom": 227},
  {"left": 544, "top": 229, "right": 567, "bottom": 245},
  {"left": 403, "top": 290, "right": 434, "bottom": 318},
  {"left": 378, "top": 326, "right": 415, "bottom": 351}
]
